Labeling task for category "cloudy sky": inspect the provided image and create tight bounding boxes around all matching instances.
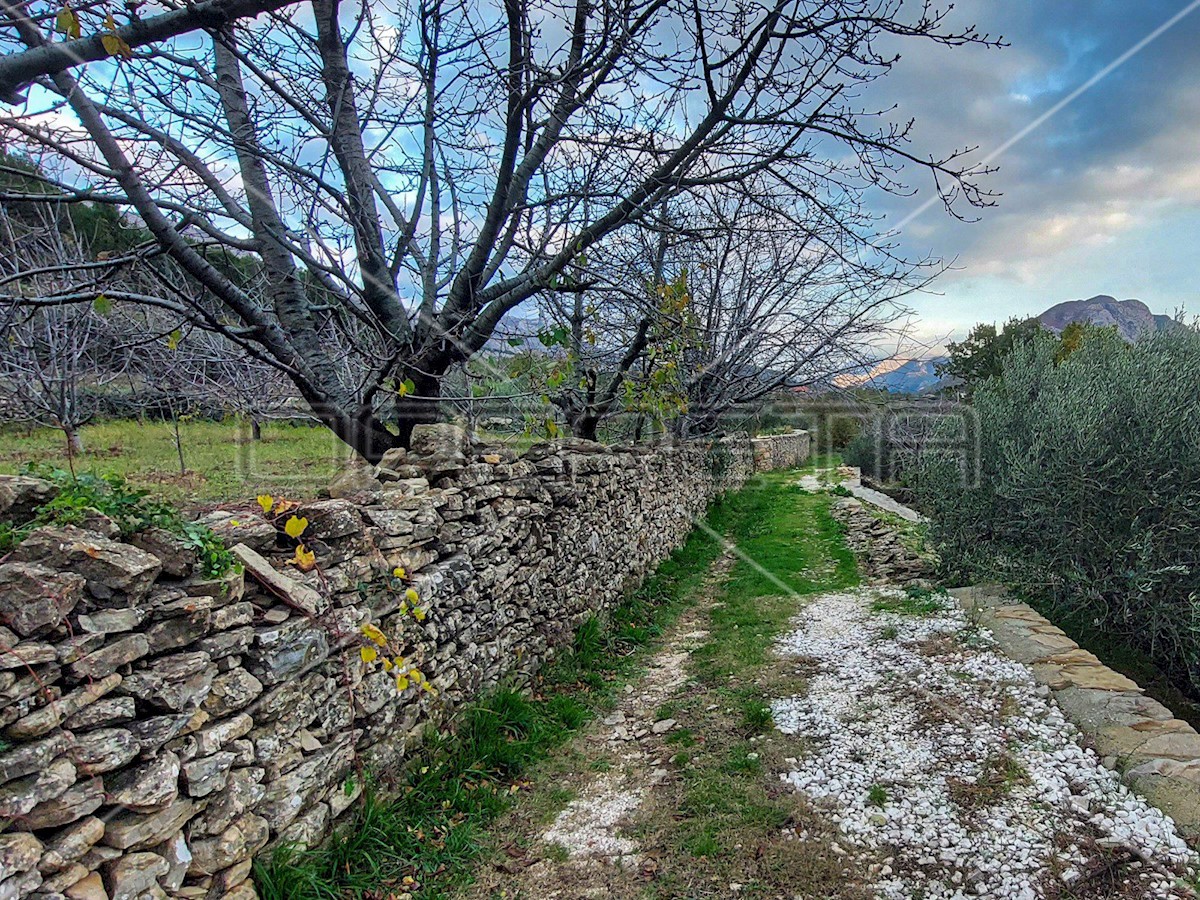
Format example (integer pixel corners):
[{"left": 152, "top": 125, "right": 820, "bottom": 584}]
[{"left": 864, "top": 0, "right": 1200, "bottom": 349}]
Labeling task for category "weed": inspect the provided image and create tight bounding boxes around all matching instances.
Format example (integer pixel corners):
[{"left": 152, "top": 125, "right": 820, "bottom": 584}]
[
  {"left": 6, "top": 465, "right": 234, "bottom": 576},
  {"left": 867, "top": 784, "right": 888, "bottom": 807},
  {"left": 878, "top": 624, "right": 899, "bottom": 640},
  {"left": 871, "top": 586, "right": 945, "bottom": 617},
  {"left": 947, "top": 751, "right": 1028, "bottom": 810}
]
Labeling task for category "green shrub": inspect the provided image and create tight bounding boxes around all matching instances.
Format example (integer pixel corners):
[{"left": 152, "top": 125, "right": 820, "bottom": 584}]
[
  {"left": 8, "top": 464, "right": 235, "bottom": 577},
  {"left": 918, "top": 326, "right": 1200, "bottom": 692}
]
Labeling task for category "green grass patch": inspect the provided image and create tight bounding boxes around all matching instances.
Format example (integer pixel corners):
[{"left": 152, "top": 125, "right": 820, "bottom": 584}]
[
  {"left": 867, "top": 784, "right": 888, "bottom": 808},
  {"left": 0, "top": 419, "right": 354, "bottom": 504},
  {"left": 693, "top": 472, "right": 858, "bottom": 683},
  {"left": 871, "top": 585, "right": 945, "bottom": 617},
  {"left": 254, "top": 518, "right": 724, "bottom": 900},
  {"left": 648, "top": 471, "right": 871, "bottom": 895}
]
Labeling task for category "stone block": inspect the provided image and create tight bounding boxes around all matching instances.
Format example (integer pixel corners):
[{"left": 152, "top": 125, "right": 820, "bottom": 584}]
[{"left": 0, "top": 562, "right": 85, "bottom": 637}]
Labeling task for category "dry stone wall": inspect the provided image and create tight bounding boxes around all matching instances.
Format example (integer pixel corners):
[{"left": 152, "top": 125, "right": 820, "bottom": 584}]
[{"left": 0, "top": 429, "right": 808, "bottom": 899}]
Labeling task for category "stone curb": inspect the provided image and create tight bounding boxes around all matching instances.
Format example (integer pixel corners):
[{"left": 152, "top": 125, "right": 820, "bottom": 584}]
[{"left": 949, "top": 584, "right": 1200, "bottom": 841}]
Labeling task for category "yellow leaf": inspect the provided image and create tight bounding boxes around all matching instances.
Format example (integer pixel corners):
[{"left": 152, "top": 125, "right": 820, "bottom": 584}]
[
  {"left": 256, "top": 494, "right": 274, "bottom": 514},
  {"left": 359, "top": 646, "right": 377, "bottom": 664},
  {"left": 405, "top": 587, "right": 419, "bottom": 604},
  {"left": 165, "top": 327, "right": 181, "bottom": 350},
  {"left": 360, "top": 623, "right": 387, "bottom": 646},
  {"left": 100, "top": 13, "right": 132, "bottom": 59},
  {"left": 392, "top": 566, "right": 406, "bottom": 579},
  {"left": 396, "top": 676, "right": 410, "bottom": 691},
  {"left": 413, "top": 608, "right": 426, "bottom": 622},
  {"left": 292, "top": 544, "right": 316, "bottom": 572},
  {"left": 284, "top": 515, "right": 308, "bottom": 539},
  {"left": 382, "top": 658, "right": 393, "bottom": 671},
  {"left": 230, "top": 520, "right": 241, "bottom": 527},
  {"left": 398, "top": 602, "right": 408, "bottom": 615},
  {"left": 55, "top": 3, "right": 80, "bottom": 38}
]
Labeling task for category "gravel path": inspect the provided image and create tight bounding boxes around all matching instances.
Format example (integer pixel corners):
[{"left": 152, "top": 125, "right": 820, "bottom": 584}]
[{"left": 771, "top": 587, "right": 1198, "bottom": 899}]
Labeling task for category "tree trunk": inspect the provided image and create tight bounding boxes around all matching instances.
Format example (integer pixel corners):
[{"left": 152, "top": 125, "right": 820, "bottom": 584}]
[
  {"left": 392, "top": 370, "right": 442, "bottom": 449},
  {"left": 64, "top": 426, "right": 84, "bottom": 455},
  {"left": 250, "top": 417, "right": 262, "bottom": 441},
  {"left": 571, "top": 412, "right": 600, "bottom": 442}
]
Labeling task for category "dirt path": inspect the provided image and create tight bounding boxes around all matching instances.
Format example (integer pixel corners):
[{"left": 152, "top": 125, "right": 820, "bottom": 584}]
[{"left": 461, "top": 552, "right": 737, "bottom": 899}]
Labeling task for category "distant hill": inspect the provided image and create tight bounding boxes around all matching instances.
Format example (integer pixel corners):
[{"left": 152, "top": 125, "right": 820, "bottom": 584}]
[
  {"left": 1038, "top": 295, "right": 1176, "bottom": 342},
  {"left": 831, "top": 356, "right": 947, "bottom": 394}
]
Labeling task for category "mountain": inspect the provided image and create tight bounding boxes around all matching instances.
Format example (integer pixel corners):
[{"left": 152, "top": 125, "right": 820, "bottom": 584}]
[
  {"left": 831, "top": 356, "right": 947, "bottom": 394},
  {"left": 1038, "top": 295, "right": 1176, "bottom": 342}
]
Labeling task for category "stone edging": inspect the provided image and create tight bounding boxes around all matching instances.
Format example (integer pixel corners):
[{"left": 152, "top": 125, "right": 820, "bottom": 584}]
[{"left": 950, "top": 584, "right": 1200, "bottom": 841}]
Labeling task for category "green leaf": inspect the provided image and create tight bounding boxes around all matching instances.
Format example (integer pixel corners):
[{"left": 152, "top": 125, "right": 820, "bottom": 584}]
[
  {"left": 166, "top": 328, "right": 181, "bottom": 350},
  {"left": 92, "top": 294, "right": 112, "bottom": 316}
]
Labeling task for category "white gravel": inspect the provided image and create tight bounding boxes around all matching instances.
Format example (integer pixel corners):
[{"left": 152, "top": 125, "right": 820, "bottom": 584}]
[{"left": 772, "top": 588, "right": 1198, "bottom": 899}]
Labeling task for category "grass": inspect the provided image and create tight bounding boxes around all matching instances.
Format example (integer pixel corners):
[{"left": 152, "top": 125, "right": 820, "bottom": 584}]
[
  {"left": 0, "top": 419, "right": 354, "bottom": 505},
  {"left": 637, "top": 471, "right": 869, "bottom": 898},
  {"left": 946, "top": 750, "right": 1028, "bottom": 810},
  {"left": 871, "top": 584, "right": 946, "bottom": 617},
  {"left": 254, "top": 515, "right": 725, "bottom": 900}
]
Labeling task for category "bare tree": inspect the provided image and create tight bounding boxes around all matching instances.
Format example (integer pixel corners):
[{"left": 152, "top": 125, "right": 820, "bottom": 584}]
[{"left": 0, "top": 0, "right": 1000, "bottom": 460}]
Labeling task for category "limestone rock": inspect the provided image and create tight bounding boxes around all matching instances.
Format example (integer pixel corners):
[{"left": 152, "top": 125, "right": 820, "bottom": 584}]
[
  {"left": 0, "top": 474, "right": 56, "bottom": 523},
  {"left": 195, "top": 511, "right": 275, "bottom": 555},
  {"left": 0, "top": 833, "right": 42, "bottom": 881},
  {"left": 63, "top": 696, "right": 137, "bottom": 732},
  {"left": 76, "top": 608, "right": 146, "bottom": 636},
  {"left": 6, "top": 673, "right": 122, "bottom": 741},
  {"left": 104, "top": 751, "right": 180, "bottom": 811},
  {"left": 181, "top": 751, "right": 235, "bottom": 798},
  {"left": 0, "top": 756, "right": 76, "bottom": 817},
  {"left": 129, "top": 527, "right": 198, "bottom": 578},
  {"left": 145, "top": 604, "right": 212, "bottom": 654},
  {"left": 191, "top": 767, "right": 264, "bottom": 837},
  {"left": 23, "top": 777, "right": 105, "bottom": 830},
  {"left": 0, "top": 639, "right": 57, "bottom": 670},
  {"left": 0, "top": 562, "right": 85, "bottom": 637},
  {"left": 231, "top": 544, "right": 326, "bottom": 617},
  {"left": 64, "top": 872, "right": 107, "bottom": 900},
  {"left": 102, "top": 799, "right": 196, "bottom": 851},
  {"left": 68, "top": 635, "right": 150, "bottom": 681},
  {"left": 119, "top": 651, "right": 213, "bottom": 712},
  {"left": 103, "top": 851, "right": 168, "bottom": 900},
  {"left": 69, "top": 728, "right": 141, "bottom": 776},
  {"left": 13, "top": 526, "right": 161, "bottom": 604},
  {"left": 187, "top": 814, "right": 268, "bottom": 877},
  {"left": 194, "top": 714, "right": 253, "bottom": 757},
  {"left": 328, "top": 463, "right": 382, "bottom": 499},
  {"left": 201, "top": 669, "right": 263, "bottom": 718},
  {"left": 250, "top": 621, "right": 329, "bottom": 686},
  {"left": 0, "top": 732, "right": 71, "bottom": 784},
  {"left": 39, "top": 816, "right": 105, "bottom": 874}
]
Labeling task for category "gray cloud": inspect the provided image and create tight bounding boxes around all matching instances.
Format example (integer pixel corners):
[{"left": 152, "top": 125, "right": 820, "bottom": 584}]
[{"left": 857, "top": 0, "right": 1200, "bottom": 338}]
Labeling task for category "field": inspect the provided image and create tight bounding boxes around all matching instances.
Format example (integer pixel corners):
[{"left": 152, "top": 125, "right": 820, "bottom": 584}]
[{"left": 0, "top": 419, "right": 355, "bottom": 506}]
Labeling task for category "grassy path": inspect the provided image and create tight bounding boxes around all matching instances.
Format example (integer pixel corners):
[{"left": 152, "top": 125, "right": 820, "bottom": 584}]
[
  {"left": 256, "top": 467, "right": 856, "bottom": 899},
  {"left": 450, "top": 470, "right": 866, "bottom": 899}
]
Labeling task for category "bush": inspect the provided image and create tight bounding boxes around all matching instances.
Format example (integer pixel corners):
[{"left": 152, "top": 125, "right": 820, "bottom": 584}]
[
  {"left": 918, "top": 327, "right": 1200, "bottom": 692},
  {"left": 5, "top": 464, "right": 235, "bottom": 577}
]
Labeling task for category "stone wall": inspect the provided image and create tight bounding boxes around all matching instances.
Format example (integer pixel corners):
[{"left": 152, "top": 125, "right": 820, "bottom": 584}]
[
  {"left": 750, "top": 430, "right": 811, "bottom": 471},
  {"left": 0, "top": 429, "right": 806, "bottom": 899}
]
